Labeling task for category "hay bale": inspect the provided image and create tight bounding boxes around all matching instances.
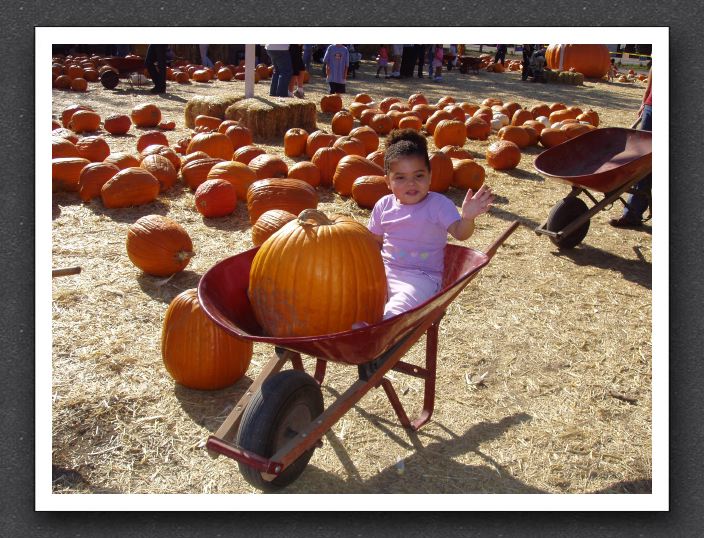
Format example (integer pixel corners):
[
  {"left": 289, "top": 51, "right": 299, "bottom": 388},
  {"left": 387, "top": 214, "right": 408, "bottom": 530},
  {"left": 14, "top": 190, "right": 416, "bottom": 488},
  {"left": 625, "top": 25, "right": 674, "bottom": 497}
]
[
  {"left": 224, "top": 97, "right": 317, "bottom": 141},
  {"left": 184, "top": 94, "right": 245, "bottom": 128}
]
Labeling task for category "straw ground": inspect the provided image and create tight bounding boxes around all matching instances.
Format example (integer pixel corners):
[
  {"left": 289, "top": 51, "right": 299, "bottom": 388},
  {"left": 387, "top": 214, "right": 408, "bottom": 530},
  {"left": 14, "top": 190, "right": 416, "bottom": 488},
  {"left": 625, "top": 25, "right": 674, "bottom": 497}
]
[{"left": 50, "top": 59, "right": 652, "bottom": 495}]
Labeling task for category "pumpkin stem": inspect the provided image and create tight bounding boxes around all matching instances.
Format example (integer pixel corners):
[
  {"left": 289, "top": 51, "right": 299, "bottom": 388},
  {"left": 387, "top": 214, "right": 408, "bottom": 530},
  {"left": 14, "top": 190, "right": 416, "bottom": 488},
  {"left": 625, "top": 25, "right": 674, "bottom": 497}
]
[
  {"left": 177, "top": 250, "right": 195, "bottom": 261},
  {"left": 297, "top": 209, "right": 332, "bottom": 227}
]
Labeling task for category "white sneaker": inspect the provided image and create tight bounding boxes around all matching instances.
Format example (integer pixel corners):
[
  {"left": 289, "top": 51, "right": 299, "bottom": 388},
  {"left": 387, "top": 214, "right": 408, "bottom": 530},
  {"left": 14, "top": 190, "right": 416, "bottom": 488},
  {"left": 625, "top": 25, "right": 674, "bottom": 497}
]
[{"left": 294, "top": 88, "right": 305, "bottom": 98}]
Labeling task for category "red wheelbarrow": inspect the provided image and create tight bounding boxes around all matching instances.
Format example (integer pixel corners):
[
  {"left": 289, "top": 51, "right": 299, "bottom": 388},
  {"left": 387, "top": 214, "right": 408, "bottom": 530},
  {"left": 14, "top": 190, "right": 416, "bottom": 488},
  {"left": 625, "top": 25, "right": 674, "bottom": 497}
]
[
  {"left": 533, "top": 127, "right": 652, "bottom": 249},
  {"left": 99, "top": 56, "right": 146, "bottom": 89},
  {"left": 197, "top": 221, "right": 519, "bottom": 491}
]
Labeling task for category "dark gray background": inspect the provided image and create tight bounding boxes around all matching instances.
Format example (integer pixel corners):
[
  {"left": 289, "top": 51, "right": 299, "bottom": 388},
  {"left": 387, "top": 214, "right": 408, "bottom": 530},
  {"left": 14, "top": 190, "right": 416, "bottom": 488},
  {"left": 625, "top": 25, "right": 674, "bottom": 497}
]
[{"left": 3, "top": 1, "right": 701, "bottom": 535}]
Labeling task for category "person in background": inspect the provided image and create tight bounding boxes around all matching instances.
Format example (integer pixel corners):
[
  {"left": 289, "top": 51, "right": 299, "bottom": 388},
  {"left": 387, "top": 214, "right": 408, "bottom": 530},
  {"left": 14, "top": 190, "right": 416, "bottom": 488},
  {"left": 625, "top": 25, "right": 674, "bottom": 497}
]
[
  {"left": 530, "top": 46, "right": 546, "bottom": 83},
  {"left": 302, "top": 44, "right": 314, "bottom": 74},
  {"left": 521, "top": 44, "right": 534, "bottom": 81},
  {"left": 389, "top": 44, "right": 403, "bottom": 78},
  {"left": 145, "top": 44, "right": 167, "bottom": 94},
  {"left": 494, "top": 44, "right": 507, "bottom": 66},
  {"left": 447, "top": 44, "right": 457, "bottom": 71},
  {"left": 432, "top": 44, "right": 444, "bottom": 82},
  {"left": 414, "top": 44, "right": 426, "bottom": 78},
  {"left": 376, "top": 44, "right": 389, "bottom": 78},
  {"left": 265, "top": 44, "right": 293, "bottom": 97},
  {"left": 610, "top": 66, "right": 653, "bottom": 229},
  {"left": 322, "top": 44, "right": 349, "bottom": 94},
  {"left": 608, "top": 58, "right": 618, "bottom": 82},
  {"left": 199, "top": 44, "right": 214, "bottom": 68},
  {"left": 288, "top": 44, "right": 306, "bottom": 97}
]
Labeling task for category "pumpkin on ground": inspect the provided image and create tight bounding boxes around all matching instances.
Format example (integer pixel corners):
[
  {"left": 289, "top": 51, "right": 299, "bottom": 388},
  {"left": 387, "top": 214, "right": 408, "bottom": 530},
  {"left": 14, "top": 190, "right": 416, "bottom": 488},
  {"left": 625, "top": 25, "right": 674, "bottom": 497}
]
[
  {"left": 351, "top": 175, "right": 392, "bottom": 209},
  {"left": 368, "top": 114, "right": 394, "bottom": 136},
  {"left": 287, "top": 161, "right": 321, "bottom": 188},
  {"left": 246, "top": 178, "right": 319, "bottom": 224},
  {"left": 72, "top": 136, "right": 109, "bottom": 163},
  {"left": 451, "top": 159, "right": 485, "bottom": 191},
  {"left": 206, "top": 160, "right": 256, "bottom": 199},
  {"left": 248, "top": 154, "right": 288, "bottom": 180},
  {"left": 433, "top": 119, "right": 467, "bottom": 149},
  {"left": 465, "top": 117, "right": 490, "bottom": 140},
  {"left": 305, "top": 130, "right": 337, "bottom": 158},
  {"left": 440, "top": 145, "right": 473, "bottom": 160},
  {"left": 233, "top": 145, "right": 265, "bottom": 164},
  {"left": 248, "top": 209, "right": 386, "bottom": 336},
  {"left": 320, "top": 94, "right": 343, "bottom": 114},
  {"left": 161, "top": 288, "right": 251, "bottom": 390},
  {"left": 104, "top": 114, "right": 132, "bottom": 135},
  {"left": 78, "top": 162, "right": 120, "bottom": 202},
  {"left": 486, "top": 141, "right": 521, "bottom": 171},
  {"left": 428, "top": 151, "right": 453, "bottom": 192},
  {"left": 194, "top": 179, "right": 237, "bottom": 217},
  {"left": 136, "top": 130, "right": 169, "bottom": 153},
  {"left": 186, "top": 132, "right": 234, "bottom": 160},
  {"left": 52, "top": 157, "right": 91, "bottom": 192},
  {"left": 141, "top": 144, "right": 181, "bottom": 171},
  {"left": 333, "top": 136, "right": 367, "bottom": 157},
  {"left": 539, "top": 128, "right": 569, "bottom": 148},
  {"left": 61, "top": 104, "right": 93, "bottom": 127},
  {"left": 131, "top": 103, "right": 162, "bottom": 128},
  {"left": 545, "top": 44, "right": 610, "bottom": 78},
  {"left": 224, "top": 124, "right": 253, "bottom": 151},
  {"left": 52, "top": 136, "right": 79, "bottom": 159},
  {"left": 103, "top": 152, "right": 141, "bottom": 170},
  {"left": 181, "top": 157, "right": 224, "bottom": 191},
  {"left": 332, "top": 155, "right": 384, "bottom": 196},
  {"left": 331, "top": 111, "right": 354, "bottom": 136},
  {"left": 312, "top": 146, "right": 347, "bottom": 186},
  {"left": 366, "top": 150, "right": 385, "bottom": 168},
  {"left": 126, "top": 214, "right": 194, "bottom": 276},
  {"left": 140, "top": 154, "right": 178, "bottom": 192},
  {"left": 251, "top": 209, "right": 297, "bottom": 246},
  {"left": 69, "top": 110, "right": 101, "bottom": 133},
  {"left": 101, "top": 167, "right": 160, "bottom": 208},
  {"left": 284, "top": 128, "right": 309, "bottom": 157},
  {"left": 497, "top": 126, "right": 532, "bottom": 149},
  {"left": 348, "top": 126, "right": 379, "bottom": 154}
]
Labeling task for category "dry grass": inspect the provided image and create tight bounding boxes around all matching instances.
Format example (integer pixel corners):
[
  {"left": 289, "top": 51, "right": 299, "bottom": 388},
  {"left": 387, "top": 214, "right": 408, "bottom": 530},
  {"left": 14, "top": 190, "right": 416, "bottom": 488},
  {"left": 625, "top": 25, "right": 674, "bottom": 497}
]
[{"left": 51, "top": 58, "right": 652, "bottom": 495}]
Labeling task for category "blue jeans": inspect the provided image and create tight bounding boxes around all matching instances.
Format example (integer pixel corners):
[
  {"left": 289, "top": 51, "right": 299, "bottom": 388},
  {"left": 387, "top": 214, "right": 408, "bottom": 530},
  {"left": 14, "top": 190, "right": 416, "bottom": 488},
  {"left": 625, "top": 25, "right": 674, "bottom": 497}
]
[
  {"left": 303, "top": 45, "right": 313, "bottom": 73},
  {"left": 267, "top": 49, "right": 293, "bottom": 97},
  {"left": 622, "top": 104, "right": 652, "bottom": 221}
]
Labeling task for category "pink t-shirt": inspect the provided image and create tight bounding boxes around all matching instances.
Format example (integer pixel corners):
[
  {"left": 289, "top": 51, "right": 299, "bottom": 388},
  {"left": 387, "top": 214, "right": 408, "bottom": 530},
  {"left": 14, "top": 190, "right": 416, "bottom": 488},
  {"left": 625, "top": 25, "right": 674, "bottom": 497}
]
[{"left": 368, "top": 192, "right": 461, "bottom": 277}]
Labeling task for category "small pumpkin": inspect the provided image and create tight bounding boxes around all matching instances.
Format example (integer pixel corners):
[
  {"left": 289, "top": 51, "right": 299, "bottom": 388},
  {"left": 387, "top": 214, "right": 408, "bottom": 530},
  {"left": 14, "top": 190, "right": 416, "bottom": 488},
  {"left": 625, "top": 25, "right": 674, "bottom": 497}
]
[
  {"left": 320, "top": 93, "right": 343, "bottom": 114},
  {"left": 101, "top": 167, "right": 160, "bottom": 208},
  {"left": 69, "top": 110, "right": 101, "bottom": 133},
  {"left": 451, "top": 159, "right": 485, "bottom": 191},
  {"left": 332, "top": 155, "right": 384, "bottom": 196},
  {"left": 497, "top": 126, "right": 532, "bottom": 149},
  {"left": 136, "top": 130, "right": 169, "bottom": 153},
  {"left": 331, "top": 111, "right": 354, "bottom": 136},
  {"left": 284, "top": 128, "right": 309, "bottom": 157},
  {"left": 539, "top": 128, "right": 569, "bottom": 148},
  {"left": 353, "top": 93, "right": 373, "bottom": 104},
  {"left": 351, "top": 175, "right": 391, "bottom": 209},
  {"left": 61, "top": 104, "right": 94, "bottom": 127},
  {"left": 251, "top": 209, "right": 297, "bottom": 247},
  {"left": 103, "top": 152, "right": 141, "bottom": 170},
  {"left": 465, "top": 117, "right": 491, "bottom": 140},
  {"left": 52, "top": 157, "right": 91, "bottom": 192},
  {"left": 104, "top": 114, "right": 132, "bottom": 135},
  {"left": 408, "top": 93, "right": 428, "bottom": 107},
  {"left": 78, "top": 162, "right": 120, "bottom": 202},
  {"left": 511, "top": 109, "right": 533, "bottom": 127},
  {"left": 186, "top": 132, "right": 234, "bottom": 160},
  {"left": 368, "top": 114, "right": 394, "bottom": 136},
  {"left": 206, "top": 160, "right": 256, "bottom": 199},
  {"left": 194, "top": 179, "right": 237, "bottom": 217},
  {"left": 131, "top": 103, "right": 162, "bottom": 128},
  {"left": 233, "top": 145, "right": 266, "bottom": 164},
  {"left": 287, "top": 161, "right": 321, "bottom": 188},
  {"left": 126, "top": 215, "right": 194, "bottom": 276},
  {"left": 433, "top": 119, "right": 467, "bottom": 149},
  {"left": 194, "top": 115, "right": 223, "bottom": 131},
  {"left": 486, "top": 140, "right": 521, "bottom": 170},
  {"left": 140, "top": 154, "right": 178, "bottom": 192},
  {"left": 246, "top": 178, "right": 319, "bottom": 224},
  {"left": 398, "top": 115, "right": 423, "bottom": 131},
  {"left": 349, "top": 102, "right": 371, "bottom": 119},
  {"left": 52, "top": 136, "right": 79, "bottom": 159},
  {"left": 70, "top": 78, "right": 88, "bottom": 92}
]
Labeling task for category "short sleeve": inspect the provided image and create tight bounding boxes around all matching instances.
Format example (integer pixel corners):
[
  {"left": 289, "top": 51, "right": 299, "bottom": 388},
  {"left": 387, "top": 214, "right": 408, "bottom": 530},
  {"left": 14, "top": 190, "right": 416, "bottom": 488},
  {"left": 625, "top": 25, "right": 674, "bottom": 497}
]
[
  {"left": 368, "top": 197, "right": 387, "bottom": 235},
  {"left": 433, "top": 194, "right": 461, "bottom": 230},
  {"left": 322, "top": 45, "right": 331, "bottom": 63}
]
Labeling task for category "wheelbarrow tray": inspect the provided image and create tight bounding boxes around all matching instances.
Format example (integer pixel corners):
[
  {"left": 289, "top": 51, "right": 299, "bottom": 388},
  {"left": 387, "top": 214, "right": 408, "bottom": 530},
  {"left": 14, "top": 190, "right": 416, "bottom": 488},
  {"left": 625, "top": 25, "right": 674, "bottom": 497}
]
[
  {"left": 101, "top": 56, "right": 145, "bottom": 76},
  {"left": 534, "top": 127, "right": 652, "bottom": 194},
  {"left": 198, "top": 244, "right": 491, "bottom": 366}
]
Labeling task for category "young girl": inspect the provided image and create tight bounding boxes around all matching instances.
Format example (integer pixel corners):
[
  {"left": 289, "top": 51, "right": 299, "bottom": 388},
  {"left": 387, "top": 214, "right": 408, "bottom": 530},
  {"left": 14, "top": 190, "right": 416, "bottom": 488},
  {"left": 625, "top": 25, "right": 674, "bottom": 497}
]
[
  {"left": 608, "top": 58, "right": 618, "bottom": 82},
  {"left": 368, "top": 129, "right": 494, "bottom": 319},
  {"left": 432, "top": 44, "right": 444, "bottom": 81},
  {"left": 288, "top": 44, "right": 306, "bottom": 97},
  {"left": 376, "top": 44, "right": 389, "bottom": 78}
]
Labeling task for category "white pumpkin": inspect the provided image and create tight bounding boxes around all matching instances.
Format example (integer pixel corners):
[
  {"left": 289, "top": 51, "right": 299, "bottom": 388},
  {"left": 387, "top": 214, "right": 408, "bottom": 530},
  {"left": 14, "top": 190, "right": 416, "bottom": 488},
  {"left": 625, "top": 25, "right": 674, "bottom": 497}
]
[
  {"left": 551, "top": 121, "right": 563, "bottom": 129},
  {"left": 493, "top": 113, "right": 509, "bottom": 127},
  {"left": 536, "top": 115, "right": 550, "bottom": 127},
  {"left": 490, "top": 118, "right": 504, "bottom": 131}
]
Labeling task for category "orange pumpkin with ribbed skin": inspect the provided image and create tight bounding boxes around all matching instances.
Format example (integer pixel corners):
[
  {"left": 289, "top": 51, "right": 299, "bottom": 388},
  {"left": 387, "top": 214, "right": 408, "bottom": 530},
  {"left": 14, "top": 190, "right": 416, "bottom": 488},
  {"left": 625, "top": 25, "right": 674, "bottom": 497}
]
[
  {"left": 287, "top": 161, "right": 321, "bottom": 188},
  {"left": 576, "top": 109, "right": 600, "bottom": 127},
  {"left": 131, "top": 103, "right": 162, "bottom": 128},
  {"left": 379, "top": 97, "right": 401, "bottom": 113},
  {"left": 425, "top": 110, "right": 453, "bottom": 136},
  {"left": 251, "top": 209, "right": 297, "bottom": 246},
  {"left": 67, "top": 65, "right": 84, "bottom": 79},
  {"left": 181, "top": 157, "right": 223, "bottom": 190},
  {"left": 305, "top": 130, "right": 337, "bottom": 158},
  {"left": 248, "top": 154, "right": 288, "bottom": 180},
  {"left": 443, "top": 105, "right": 466, "bottom": 122},
  {"left": 70, "top": 77, "right": 88, "bottom": 92},
  {"left": 497, "top": 125, "right": 532, "bottom": 149},
  {"left": 511, "top": 109, "right": 533, "bottom": 127},
  {"left": 433, "top": 119, "right": 467, "bottom": 149},
  {"left": 246, "top": 178, "right": 319, "bottom": 224},
  {"left": 192, "top": 69, "right": 212, "bottom": 82},
  {"left": 181, "top": 151, "right": 209, "bottom": 166},
  {"left": 78, "top": 162, "right": 120, "bottom": 202},
  {"left": 440, "top": 145, "right": 473, "bottom": 160},
  {"left": 186, "top": 132, "right": 233, "bottom": 160},
  {"left": 465, "top": 117, "right": 491, "bottom": 140},
  {"left": 389, "top": 102, "right": 411, "bottom": 112},
  {"left": 217, "top": 120, "right": 240, "bottom": 134},
  {"left": 320, "top": 93, "right": 343, "bottom": 114},
  {"left": 428, "top": 151, "right": 453, "bottom": 193},
  {"left": 366, "top": 150, "right": 385, "bottom": 168},
  {"left": 523, "top": 120, "right": 546, "bottom": 135},
  {"left": 54, "top": 75, "right": 71, "bottom": 89},
  {"left": 503, "top": 102, "right": 522, "bottom": 119},
  {"left": 52, "top": 157, "right": 91, "bottom": 192},
  {"left": 194, "top": 179, "right": 237, "bottom": 217},
  {"left": 74, "top": 136, "right": 110, "bottom": 162},
  {"left": 451, "top": 159, "right": 485, "bottom": 191},
  {"left": 69, "top": 110, "right": 101, "bottom": 133},
  {"left": 522, "top": 126, "right": 539, "bottom": 146},
  {"left": 398, "top": 115, "right": 423, "bottom": 131},
  {"left": 408, "top": 93, "right": 428, "bottom": 107},
  {"left": 486, "top": 141, "right": 521, "bottom": 170},
  {"left": 161, "top": 288, "right": 252, "bottom": 390},
  {"left": 140, "top": 154, "right": 178, "bottom": 192},
  {"left": 539, "top": 128, "right": 569, "bottom": 148},
  {"left": 436, "top": 96, "right": 456, "bottom": 108},
  {"left": 104, "top": 152, "right": 141, "bottom": 170},
  {"left": 472, "top": 107, "right": 493, "bottom": 124},
  {"left": 530, "top": 104, "right": 551, "bottom": 119},
  {"left": 104, "top": 114, "right": 132, "bottom": 135},
  {"left": 101, "top": 167, "right": 160, "bottom": 208},
  {"left": 359, "top": 108, "right": 382, "bottom": 127},
  {"left": 312, "top": 146, "right": 347, "bottom": 186},
  {"left": 331, "top": 111, "right": 354, "bottom": 136},
  {"left": 349, "top": 126, "right": 379, "bottom": 154},
  {"left": 549, "top": 102, "right": 567, "bottom": 113},
  {"left": 141, "top": 144, "right": 181, "bottom": 171},
  {"left": 351, "top": 175, "right": 391, "bottom": 209},
  {"left": 135, "top": 130, "right": 168, "bottom": 154},
  {"left": 545, "top": 44, "right": 610, "bottom": 78},
  {"left": 231, "top": 145, "right": 264, "bottom": 165},
  {"left": 224, "top": 124, "right": 253, "bottom": 151},
  {"left": 561, "top": 123, "right": 594, "bottom": 139},
  {"left": 333, "top": 136, "right": 366, "bottom": 157},
  {"left": 549, "top": 108, "right": 580, "bottom": 125},
  {"left": 482, "top": 98, "right": 503, "bottom": 107},
  {"left": 206, "top": 160, "right": 257, "bottom": 200},
  {"left": 369, "top": 113, "right": 394, "bottom": 136},
  {"left": 283, "top": 128, "right": 308, "bottom": 157},
  {"left": 458, "top": 102, "right": 480, "bottom": 117},
  {"left": 412, "top": 104, "right": 435, "bottom": 123},
  {"left": 354, "top": 93, "right": 373, "bottom": 104},
  {"left": 248, "top": 209, "right": 386, "bottom": 337},
  {"left": 332, "top": 155, "right": 384, "bottom": 196},
  {"left": 52, "top": 136, "right": 79, "bottom": 158},
  {"left": 216, "top": 67, "right": 233, "bottom": 81},
  {"left": 194, "top": 115, "right": 222, "bottom": 131},
  {"left": 175, "top": 71, "right": 190, "bottom": 84},
  {"left": 127, "top": 215, "right": 194, "bottom": 276},
  {"left": 349, "top": 102, "right": 371, "bottom": 119},
  {"left": 61, "top": 104, "right": 93, "bottom": 127}
]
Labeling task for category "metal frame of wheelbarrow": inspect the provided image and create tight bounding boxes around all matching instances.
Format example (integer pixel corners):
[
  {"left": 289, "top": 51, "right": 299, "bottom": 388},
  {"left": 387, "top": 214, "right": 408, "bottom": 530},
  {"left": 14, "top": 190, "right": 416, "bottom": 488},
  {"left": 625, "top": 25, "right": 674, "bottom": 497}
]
[{"left": 202, "top": 221, "right": 519, "bottom": 486}]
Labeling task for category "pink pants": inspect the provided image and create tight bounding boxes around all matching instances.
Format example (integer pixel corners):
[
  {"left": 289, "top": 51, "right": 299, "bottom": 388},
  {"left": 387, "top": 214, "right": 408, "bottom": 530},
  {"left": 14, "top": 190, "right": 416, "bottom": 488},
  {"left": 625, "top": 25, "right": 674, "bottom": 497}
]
[{"left": 383, "top": 267, "right": 442, "bottom": 319}]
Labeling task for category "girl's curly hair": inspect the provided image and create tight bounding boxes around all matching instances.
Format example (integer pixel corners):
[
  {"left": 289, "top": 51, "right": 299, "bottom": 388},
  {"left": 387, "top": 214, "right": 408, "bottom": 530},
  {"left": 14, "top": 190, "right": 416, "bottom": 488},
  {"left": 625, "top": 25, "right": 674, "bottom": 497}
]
[{"left": 383, "top": 128, "right": 431, "bottom": 174}]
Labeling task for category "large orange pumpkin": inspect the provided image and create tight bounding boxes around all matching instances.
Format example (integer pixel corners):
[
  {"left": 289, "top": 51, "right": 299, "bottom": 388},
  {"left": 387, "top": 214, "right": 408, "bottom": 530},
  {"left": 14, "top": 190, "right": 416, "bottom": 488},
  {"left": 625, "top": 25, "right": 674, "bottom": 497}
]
[
  {"left": 161, "top": 288, "right": 252, "bottom": 390},
  {"left": 101, "top": 167, "right": 160, "bottom": 208},
  {"left": 126, "top": 214, "right": 194, "bottom": 276},
  {"left": 186, "top": 132, "right": 233, "bottom": 160},
  {"left": 312, "top": 146, "right": 347, "bottom": 186},
  {"left": 545, "top": 44, "right": 610, "bottom": 78},
  {"left": 497, "top": 126, "right": 532, "bottom": 149},
  {"left": 181, "top": 157, "right": 224, "bottom": 190},
  {"left": 233, "top": 145, "right": 265, "bottom": 164},
  {"left": 351, "top": 175, "right": 391, "bottom": 209},
  {"left": 251, "top": 209, "right": 297, "bottom": 247},
  {"left": 104, "top": 114, "right": 132, "bottom": 135},
  {"left": 206, "top": 160, "right": 256, "bottom": 199},
  {"left": 69, "top": 110, "right": 101, "bottom": 133},
  {"left": 433, "top": 119, "right": 467, "bottom": 149},
  {"left": 248, "top": 209, "right": 386, "bottom": 336},
  {"left": 131, "top": 103, "right": 162, "bottom": 128},
  {"left": 332, "top": 135, "right": 367, "bottom": 157},
  {"left": 74, "top": 136, "right": 110, "bottom": 162},
  {"left": 52, "top": 157, "right": 91, "bottom": 192},
  {"left": 348, "top": 126, "right": 379, "bottom": 154},
  {"left": 451, "top": 159, "right": 485, "bottom": 191},
  {"left": 248, "top": 154, "right": 288, "bottom": 180},
  {"left": 428, "top": 151, "right": 453, "bottom": 192},
  {"left": 486, "top": 141, "right": 521, "bottom": 170},
  {"left": 332, "top": 155, "right": 384, "bottom": 196},
  {"left": 140, "top": 154, "right": 178, "bottom": 192},
  {"left": 78, "top": 162, "right": 120, "bottom": 202},
  {"left": 287, "top": 161, "right": 321, "bottom": 188},
  {"left": 305, "top": 130, "right": 337, "bottom": 158},
  {"left": 52, "top": 136, "right": 79, "bottom": 158},
  {"left": 194, "top": 179, "right": 237, "bottom": 218},
  {"left": 284, "top": 128, "right": 309, "bottom": 157},
  {"left": 246, "top": 178, "right": 319, "bottom": 224},
  {"left": 331, "top": 111, "right": 354, "bottom": 136},
  {"left": 320, "top": 94, "right": 343, "bottom": 114}
]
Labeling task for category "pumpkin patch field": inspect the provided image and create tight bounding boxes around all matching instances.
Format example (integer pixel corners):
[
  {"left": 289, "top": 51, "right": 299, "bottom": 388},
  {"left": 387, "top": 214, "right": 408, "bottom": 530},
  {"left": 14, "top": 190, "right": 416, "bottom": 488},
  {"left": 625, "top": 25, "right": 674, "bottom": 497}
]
[{"left": 50, "top": 55, "right": 653, "bottom": 496}]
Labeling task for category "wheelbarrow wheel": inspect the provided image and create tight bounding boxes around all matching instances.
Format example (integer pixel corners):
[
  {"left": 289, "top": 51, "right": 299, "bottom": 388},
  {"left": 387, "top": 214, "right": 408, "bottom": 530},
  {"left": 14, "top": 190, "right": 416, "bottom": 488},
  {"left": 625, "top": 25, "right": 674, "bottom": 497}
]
[
  {"left": 100, "top": 70, "right": 119, "bottom": 90},
  {"left": 235, "top": 369, "right": 324, "bottom": 491},
  {"left": 546, "top": 197, "right": 590, "bottom": 249}
]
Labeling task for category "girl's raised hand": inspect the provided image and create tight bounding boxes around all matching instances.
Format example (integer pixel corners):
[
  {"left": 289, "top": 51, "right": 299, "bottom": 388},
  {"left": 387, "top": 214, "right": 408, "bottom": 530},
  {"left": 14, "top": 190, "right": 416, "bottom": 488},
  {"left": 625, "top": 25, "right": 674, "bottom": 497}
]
[{"left": 461, "top": 184, "right": 494, "bottom": 221}]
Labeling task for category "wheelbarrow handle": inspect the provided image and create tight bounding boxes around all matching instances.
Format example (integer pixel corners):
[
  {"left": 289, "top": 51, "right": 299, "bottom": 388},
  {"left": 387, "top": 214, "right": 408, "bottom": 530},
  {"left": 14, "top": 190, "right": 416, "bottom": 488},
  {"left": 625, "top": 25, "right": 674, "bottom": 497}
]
[
  {"left": 484, "top": 221, "right": 520, "bottom": 259},
  {"left": 52, "top": 266, "right": 81, "bottom": 278}
]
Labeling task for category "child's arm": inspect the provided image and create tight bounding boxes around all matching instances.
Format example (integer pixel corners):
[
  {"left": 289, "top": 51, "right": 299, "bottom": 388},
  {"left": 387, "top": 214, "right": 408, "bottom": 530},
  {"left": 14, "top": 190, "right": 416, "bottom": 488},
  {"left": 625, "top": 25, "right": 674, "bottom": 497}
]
[{"left": 447, "top": 185, "right": 494, "bottom": 241}]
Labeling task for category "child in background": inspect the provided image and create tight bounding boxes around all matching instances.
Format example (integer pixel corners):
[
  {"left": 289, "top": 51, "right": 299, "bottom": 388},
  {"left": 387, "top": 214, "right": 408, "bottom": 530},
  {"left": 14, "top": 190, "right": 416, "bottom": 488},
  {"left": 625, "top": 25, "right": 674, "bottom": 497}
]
[
  {"left": 288, "top": 44, "right": 306, "bottom": 98},
  {"left": 322, "top": 44, "right": 349, "bottom": 94},
  {"left": 608, "top": 58, "right": 618, "bottom": 82},
  {"left": 376, "top": 45, "right": 389, "bottom": 78},
  {"left": 432, "top": 44, "right": 444, "bottom": 81},
  {"left": 368, "top": 129, "right": 494, "bottom": 319}
]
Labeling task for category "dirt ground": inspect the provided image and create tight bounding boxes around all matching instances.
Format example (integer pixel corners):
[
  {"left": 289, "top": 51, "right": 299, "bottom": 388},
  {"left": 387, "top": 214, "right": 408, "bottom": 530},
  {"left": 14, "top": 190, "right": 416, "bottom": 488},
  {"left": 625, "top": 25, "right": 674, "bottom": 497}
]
[{"left": 50, "top": 55, "right": 653, "bottom": 496}]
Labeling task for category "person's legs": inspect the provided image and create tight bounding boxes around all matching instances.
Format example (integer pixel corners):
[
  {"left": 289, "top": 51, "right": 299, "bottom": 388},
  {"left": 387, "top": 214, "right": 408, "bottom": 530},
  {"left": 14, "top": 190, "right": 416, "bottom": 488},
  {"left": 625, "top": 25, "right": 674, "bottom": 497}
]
[
  {"left": 329, "top": 81, "right": 345, "bottom": 94},
  {"left": 267, "top": 49, "right": 293, "bottom": 97},
  {"left": 383, "top": 269, "right": 441, "bottom": 319},
  {"left": 146, "top": 45, "right": 167, "bottom": 93}
]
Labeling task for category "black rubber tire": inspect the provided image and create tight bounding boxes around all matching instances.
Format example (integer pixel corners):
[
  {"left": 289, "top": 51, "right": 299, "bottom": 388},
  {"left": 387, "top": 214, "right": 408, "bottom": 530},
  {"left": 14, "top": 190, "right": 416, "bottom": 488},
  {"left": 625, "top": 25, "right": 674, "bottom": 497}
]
[
  {"left": 235, "top": 369, "right": 324, "bottom": 491},
  {"left": 100, "top": 70, "right": 119, "bottom": 90},
  {"left": 545, "top": 197, "right": 590, "bottom": 249}
]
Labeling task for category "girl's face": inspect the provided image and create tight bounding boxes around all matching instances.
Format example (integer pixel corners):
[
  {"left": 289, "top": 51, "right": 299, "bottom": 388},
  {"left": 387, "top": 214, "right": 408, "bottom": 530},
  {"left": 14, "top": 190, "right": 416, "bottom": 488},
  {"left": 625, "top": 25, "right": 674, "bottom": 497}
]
[{"left": 385, "top": 155, "right": 431, "bottom": 205}]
